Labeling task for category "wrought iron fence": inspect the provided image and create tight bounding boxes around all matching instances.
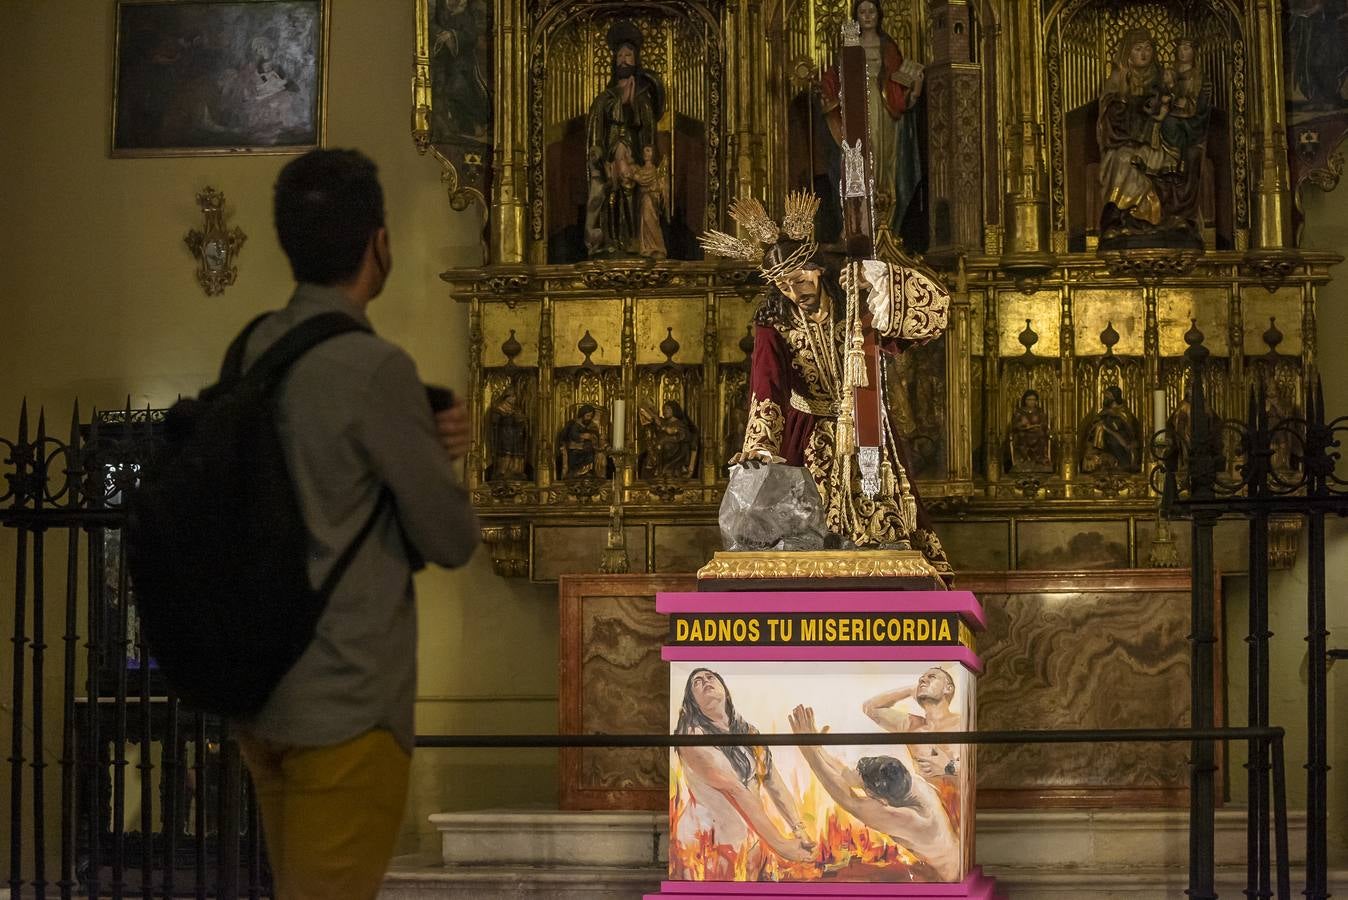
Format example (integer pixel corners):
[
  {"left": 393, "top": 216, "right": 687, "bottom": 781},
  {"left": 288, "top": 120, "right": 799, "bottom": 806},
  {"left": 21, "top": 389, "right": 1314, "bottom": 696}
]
[
  {"left": 2, "top": 383, "right": 1341, "bottom": 899},
  {"left": 1156, "top": 326, "right": 1348, "bottom": 900},
  {"left": 2, "top": 403, "right": 266, "bottom": 899}
]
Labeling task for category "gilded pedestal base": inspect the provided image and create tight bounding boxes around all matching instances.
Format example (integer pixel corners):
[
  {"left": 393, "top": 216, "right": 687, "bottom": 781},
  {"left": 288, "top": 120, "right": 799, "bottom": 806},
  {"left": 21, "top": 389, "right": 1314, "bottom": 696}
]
[{"left": 695, "top": 549, "right": 946, "bottom": 591}]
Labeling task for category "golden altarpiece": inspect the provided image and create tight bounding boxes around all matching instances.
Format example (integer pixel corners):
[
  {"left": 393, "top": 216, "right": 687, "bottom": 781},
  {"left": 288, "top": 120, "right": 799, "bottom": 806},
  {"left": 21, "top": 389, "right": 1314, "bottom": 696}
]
[{"left": 414, "top": 0, "right": 1340, "bottom": 582}]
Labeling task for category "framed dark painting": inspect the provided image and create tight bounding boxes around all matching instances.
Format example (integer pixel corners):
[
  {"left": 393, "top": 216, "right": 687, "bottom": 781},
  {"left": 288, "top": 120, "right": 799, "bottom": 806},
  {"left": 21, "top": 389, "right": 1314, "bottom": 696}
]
[{"left": 112, "top": 0, "right": 329, "bottom": 156}]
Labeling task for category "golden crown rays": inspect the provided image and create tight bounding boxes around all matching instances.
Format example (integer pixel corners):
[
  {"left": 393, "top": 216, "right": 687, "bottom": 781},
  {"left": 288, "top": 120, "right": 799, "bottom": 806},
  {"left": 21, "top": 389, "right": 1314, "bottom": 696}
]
[
  {"left": 698, "top": 190, "right": 821, "bottom": 263},
  {"left": 781, "top": 190, "right": 821, "bottom": 242}
]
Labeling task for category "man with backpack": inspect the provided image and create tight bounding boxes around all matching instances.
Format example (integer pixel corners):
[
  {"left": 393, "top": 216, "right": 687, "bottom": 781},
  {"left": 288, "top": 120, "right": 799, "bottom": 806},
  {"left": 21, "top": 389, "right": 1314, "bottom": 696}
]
[{"left": 201, "top": 148, "right": 478, "bottom": 899}]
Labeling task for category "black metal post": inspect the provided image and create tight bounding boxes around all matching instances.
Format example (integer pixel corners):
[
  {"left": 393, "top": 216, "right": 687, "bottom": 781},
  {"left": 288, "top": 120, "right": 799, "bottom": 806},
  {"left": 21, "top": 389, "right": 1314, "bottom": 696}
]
[
  {"left": 1304, "top": 505, "right": 1327, "bottom": 900},
  {"left": 1185, "top": 335, "right": 1218, "bottom": 900},
  {"left": 1272, "top": 735, "right": 1291, "bottom": 900},
  {"left": 59, "top": 406, "right": 81, "bottom": 900},
  {"left": 85, "top": 409, "right": 105, "bottom": 900},
  {"left": 9, "top": 403, "right": 31, "bottom": 900},
  {"left": 162, "top": 695, "right": 178, "bottom": 900},
  {"left": 138, "top": 602, "right": 153, "bottom": 900},
  {"left": 1304, "top": 380, "right": 1330, "bottom": 900},
  {"left": 112, "top": 501, "right": 132, "bottom": 900},
  {"left": 31, "top": 412, "right": 49, "bottom": 900},
  {"left": 1246, "top": 387, "right": 1273, "bottom": 900}
]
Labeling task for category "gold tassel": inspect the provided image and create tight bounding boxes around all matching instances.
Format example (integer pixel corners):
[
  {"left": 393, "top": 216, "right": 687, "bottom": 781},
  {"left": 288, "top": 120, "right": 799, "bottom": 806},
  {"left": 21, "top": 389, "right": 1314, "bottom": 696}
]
[
  {"left": 895, "top": 461, "right": 918, "bottom": 534},
  {"left": 846, "top": 325, "right": 868, "bottom": 387},
  {"left": 844, "top": 263, "right": 868, "bottom": 388}
]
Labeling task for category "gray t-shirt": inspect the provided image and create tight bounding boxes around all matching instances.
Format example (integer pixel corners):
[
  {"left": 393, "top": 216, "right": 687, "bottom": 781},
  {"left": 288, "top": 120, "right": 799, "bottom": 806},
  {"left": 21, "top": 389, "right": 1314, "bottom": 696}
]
[{"left": 236, "top": 282, "right": 479, "bottom": 753}]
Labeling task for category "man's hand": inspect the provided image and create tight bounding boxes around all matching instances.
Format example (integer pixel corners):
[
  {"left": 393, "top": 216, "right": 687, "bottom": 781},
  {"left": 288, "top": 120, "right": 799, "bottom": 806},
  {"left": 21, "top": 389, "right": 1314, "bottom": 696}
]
[
  {"left": 788, "top": 704, "right": 825, "bottom": 736},
  {"left": 435, "top": 397, "right": 471, "bottom": 461},
  {"left": 915, "top": 746, "right": 955, "bottom": 780}
]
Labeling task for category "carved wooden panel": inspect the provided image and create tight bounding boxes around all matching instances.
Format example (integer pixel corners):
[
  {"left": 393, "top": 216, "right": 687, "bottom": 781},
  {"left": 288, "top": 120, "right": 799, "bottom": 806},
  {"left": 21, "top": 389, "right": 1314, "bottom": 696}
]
[
  {"left": 559, "top": 574, "right": 692, "bottom": 810},
  {"left": 964, "top": 570, "right": 1222, "bottom": 808}
]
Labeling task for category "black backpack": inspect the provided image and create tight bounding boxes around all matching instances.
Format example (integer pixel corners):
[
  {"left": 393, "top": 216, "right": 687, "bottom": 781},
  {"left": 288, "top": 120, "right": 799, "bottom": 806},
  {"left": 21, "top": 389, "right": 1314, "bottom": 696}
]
[{"left": 127, "top": 312, "right": 385, "bottom": 717}]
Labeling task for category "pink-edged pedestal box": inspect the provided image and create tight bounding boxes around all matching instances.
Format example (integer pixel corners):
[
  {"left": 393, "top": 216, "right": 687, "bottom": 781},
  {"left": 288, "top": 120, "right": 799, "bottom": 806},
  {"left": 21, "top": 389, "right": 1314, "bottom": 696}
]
[{"left": 646, "top": 590, "right": 1000, "bottom": 899}]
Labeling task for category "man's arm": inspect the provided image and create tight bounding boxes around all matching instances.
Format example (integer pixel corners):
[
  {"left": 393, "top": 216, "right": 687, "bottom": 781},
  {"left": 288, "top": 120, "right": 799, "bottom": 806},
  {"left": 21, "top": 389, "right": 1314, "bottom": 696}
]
[
  {"left": 861, "top": 686, "right": 915, "bottom": 732},
  {"left": 795, "top": 741, "right": 928, "bottom": 839},
  {"left": 356, "top": 349, "right": 480, "bottom": 568}
]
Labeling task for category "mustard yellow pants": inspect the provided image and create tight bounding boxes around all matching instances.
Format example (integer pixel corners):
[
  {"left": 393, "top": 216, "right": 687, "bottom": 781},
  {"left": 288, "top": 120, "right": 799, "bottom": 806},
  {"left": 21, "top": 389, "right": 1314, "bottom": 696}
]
[{"left": 238, "top": 728, "right": 410, "bottom": 900}]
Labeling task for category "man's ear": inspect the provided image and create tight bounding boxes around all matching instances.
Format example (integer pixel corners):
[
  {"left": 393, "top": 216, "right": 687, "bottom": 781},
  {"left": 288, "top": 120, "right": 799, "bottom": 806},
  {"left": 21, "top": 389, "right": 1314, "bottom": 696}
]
[{"left": 373, "top": 227, "right": 390, "bottom": 269}]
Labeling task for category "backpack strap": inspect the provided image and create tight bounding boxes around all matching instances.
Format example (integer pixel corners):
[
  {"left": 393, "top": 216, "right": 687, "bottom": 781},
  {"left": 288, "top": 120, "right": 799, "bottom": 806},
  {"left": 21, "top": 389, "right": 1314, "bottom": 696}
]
[
  {"left": 242, "top": 312, "right": 372, "bottom": 393},
  {"left": 248, "top": 312, "right": 386, "bottom": 598},
  {"left": 220, "top": 313, "right": 273, "bottom": 384},
  {"left": 316, "top": 489, "right": 393, "bottom": 600}
]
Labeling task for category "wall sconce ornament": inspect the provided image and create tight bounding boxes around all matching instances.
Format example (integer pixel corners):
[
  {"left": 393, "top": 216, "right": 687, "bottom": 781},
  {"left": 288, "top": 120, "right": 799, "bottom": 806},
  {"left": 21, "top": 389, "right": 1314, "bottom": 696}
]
[{"left": 184, "top": 187, "right": 246, "bottom": 297}]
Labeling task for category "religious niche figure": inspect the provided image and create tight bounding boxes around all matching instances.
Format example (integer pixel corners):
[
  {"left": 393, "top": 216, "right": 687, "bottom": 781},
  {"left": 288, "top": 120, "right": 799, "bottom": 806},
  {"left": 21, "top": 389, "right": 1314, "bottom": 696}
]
[
  {"left": 1097, "top": 29, "right": 1211, "bottom": 251},
  {"left": 699, "top": 192, "right": 953, "bottom": 581},
  {"left": 1165, "top": 381, "right": 1223, "bottom": 474},
  {"left": 632, "top": 145, "right": 670, "bottom": 259},
  {"left": 431, "top": 0, "right": 492, "bottom": 143},
  {"left": 638, "top": 401, "right": 699, "bottom": 479},
  {"left": 585, "top": 23, "right": 665, "bottom": 258},
  {"left": 1265, "top": 383, "right": 1301, "bottom": 473},
  {"left": 485, "top": 386, "right": 528, "bottom": 480},
  {"left": 1079, "top": 385, "right": 1142, "bottom": 474},
  {"left": 557, "top": 404, "right": 607, "bottom": 479},
  {"left": 1006, "top": 389, "right": 1053, "bottom": 473},
  {"left": 820, "top": 0, "right": 924, "bottom": 236}
]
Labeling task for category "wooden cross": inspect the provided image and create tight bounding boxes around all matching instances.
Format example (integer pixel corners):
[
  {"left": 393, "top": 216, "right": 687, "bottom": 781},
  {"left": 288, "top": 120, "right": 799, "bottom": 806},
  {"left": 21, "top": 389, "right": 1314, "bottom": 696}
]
[{"left": 837, "top": 22, "right": 887, "bottom": 495}]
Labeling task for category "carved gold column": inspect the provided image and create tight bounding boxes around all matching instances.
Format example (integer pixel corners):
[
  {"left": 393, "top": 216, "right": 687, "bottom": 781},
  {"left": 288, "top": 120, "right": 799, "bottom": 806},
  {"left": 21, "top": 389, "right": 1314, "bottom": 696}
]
[
  {"left": 701, "top": 292, "right": 720, "bottom": 488},
  {"left": 412, "top": 0, "right": 433, "bottom": 151},
  {"left": 1000, "top": 1, "right": 1053, "bottom": 270},
  {"left": 1144, "top": 284, "right": 1161, "bottom": 394},
  {"left": 536, "top": 295, "right": 555, "bottom": 489},
  {"left": 925, "top": 0, "right": 983, "bottom": 260},
  {"left": 466, "top": 299, "right": 485, "bottom": 492},
  {"left": 621, "top": 295, "right": 637, "bottom": 489},
  {"left": 982, "top": 286, "right": 1002, "bottom": 487},
  {"left": 726, "top": 0, "right": 768, "bottom": 208},
  {"left": 1250, "top": 0, "right": 1292, "bottom": 251},
  {"left": 1302, "top": 280, "right": 1318, "bottom": 402},
  {"left": 947, "top": 258, "right": 974, "bottom": 488},
  {"left": 1058, "top": 285, "right": 1075, "bottom": 488},
  {"left": 1228, "top": 284, "right": 1245, "bottom": 415},
  {"left": 493, "top": 0, "right": 528, "bottom": 263}
]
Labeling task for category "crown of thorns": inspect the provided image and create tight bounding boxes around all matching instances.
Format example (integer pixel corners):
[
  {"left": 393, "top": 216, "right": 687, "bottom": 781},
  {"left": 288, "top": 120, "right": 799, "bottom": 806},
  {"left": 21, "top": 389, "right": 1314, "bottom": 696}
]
[{"left": 699, "top": 191, "right": 821, "bottom": 285}]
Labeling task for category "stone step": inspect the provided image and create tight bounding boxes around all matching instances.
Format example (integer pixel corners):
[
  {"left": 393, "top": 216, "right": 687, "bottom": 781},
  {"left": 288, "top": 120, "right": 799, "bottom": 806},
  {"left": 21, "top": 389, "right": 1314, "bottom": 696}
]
[
  {"left": 381, "top": 863, "right": 1348, "bottom": 899},
  {"left": 428, "top": 807, "right": 1310, "bottom": 870}
]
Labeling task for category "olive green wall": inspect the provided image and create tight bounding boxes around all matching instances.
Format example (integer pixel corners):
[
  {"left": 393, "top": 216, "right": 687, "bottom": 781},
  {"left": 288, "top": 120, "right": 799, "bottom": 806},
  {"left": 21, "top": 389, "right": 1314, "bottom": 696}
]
[{"left": 0, "top": 0, "right": 555, "bottom": 859}]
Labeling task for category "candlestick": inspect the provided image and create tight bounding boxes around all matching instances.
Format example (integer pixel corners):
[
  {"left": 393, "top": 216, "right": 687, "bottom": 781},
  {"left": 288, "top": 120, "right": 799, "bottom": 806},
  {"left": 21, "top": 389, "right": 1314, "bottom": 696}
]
[
  {"left": 1153, "top": 388, "right": 1167, "bottom": 437},
  {"left": 611, "top": 399, "right": 626, "bottom": 451}
]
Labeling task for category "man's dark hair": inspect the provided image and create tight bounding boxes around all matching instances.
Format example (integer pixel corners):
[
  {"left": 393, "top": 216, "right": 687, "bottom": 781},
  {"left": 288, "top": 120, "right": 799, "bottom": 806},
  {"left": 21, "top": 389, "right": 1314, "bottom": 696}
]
[
  {"left": 274, "top": 149, "right": 385, "bottom": 285},
  {"left": 857, "top": 755, "right": 916, "bottom": 808}
]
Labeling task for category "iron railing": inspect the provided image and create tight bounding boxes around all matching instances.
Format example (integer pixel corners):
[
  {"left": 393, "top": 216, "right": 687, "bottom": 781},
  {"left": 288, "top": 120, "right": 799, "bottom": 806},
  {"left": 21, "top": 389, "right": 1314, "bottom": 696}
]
[{"left": 1, "top": 373, "right": 1341, "bottom": 897}]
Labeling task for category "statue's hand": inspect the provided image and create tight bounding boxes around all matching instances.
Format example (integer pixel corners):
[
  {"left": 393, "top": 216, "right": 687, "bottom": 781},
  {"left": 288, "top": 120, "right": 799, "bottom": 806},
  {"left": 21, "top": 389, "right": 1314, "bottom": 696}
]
[{"left": 727, "top": 451, "right": 767, "bottom": 469}]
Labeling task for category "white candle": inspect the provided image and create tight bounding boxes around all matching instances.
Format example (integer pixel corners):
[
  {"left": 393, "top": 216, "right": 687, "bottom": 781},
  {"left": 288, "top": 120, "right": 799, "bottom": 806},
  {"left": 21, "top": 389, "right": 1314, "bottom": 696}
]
[
  {"left": 611, "top": 400, "right": 626, "bottom": 451},
  {"left": 1153, "top": 388, "right": 1167, "bottom": 436}
]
